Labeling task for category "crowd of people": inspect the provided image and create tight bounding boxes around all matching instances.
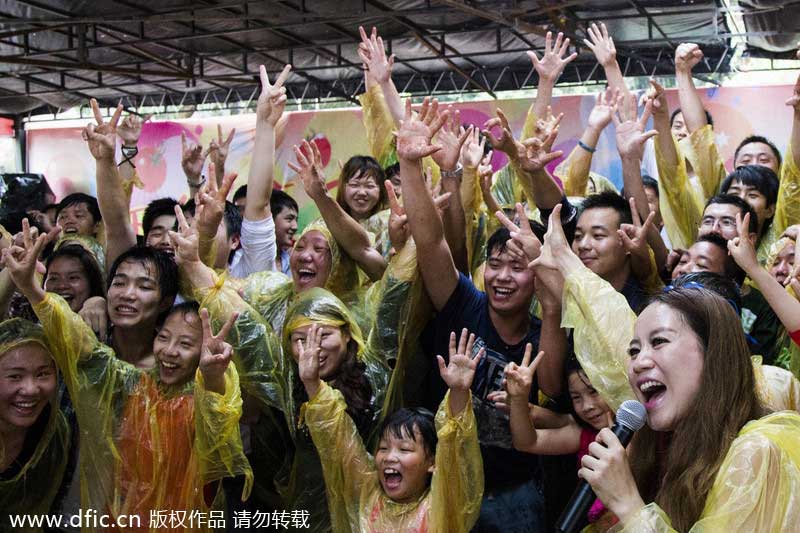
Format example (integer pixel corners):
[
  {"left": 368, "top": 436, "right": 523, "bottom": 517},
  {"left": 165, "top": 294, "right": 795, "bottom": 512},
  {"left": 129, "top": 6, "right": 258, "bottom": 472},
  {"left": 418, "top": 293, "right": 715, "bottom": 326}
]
[{"left": 3, "top": 22, "right": 800, "bottom": 532}]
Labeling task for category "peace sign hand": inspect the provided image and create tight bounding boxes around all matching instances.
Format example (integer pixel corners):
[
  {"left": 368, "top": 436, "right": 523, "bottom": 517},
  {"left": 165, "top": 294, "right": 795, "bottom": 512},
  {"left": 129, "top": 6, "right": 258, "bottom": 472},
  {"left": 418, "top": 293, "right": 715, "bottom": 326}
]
[
  {"left": 208, "top": 124, "right": 236, "bottom": 173},
  {"left": 83, "top": 99, "right": 123, "bottom": 161},
  {"left": 618, "top": 197, "right": 656, "bottom": 260},
  {"left": 168, "top": 204, "right": 201, "bottom": 266},
  {"left": 496, "top": 202, "right": 542, "bottom": 264},
  {"left": 504, "top": 344, "right": 545, "bottom": 399},
  {"left": 727, "top": 212, "right": 759, "bottom": 274},
  {"left": 1, "top": 218, "right": 60, "bottom": 302},
  {"left": 117, "top": 112, "right": 152, "bottom": 147},
  {"left": 198, "top": 308, "right": 238, "bottom": 393},
  {"left": 257, "top": 64, "right": 291, "bottom": 127}
]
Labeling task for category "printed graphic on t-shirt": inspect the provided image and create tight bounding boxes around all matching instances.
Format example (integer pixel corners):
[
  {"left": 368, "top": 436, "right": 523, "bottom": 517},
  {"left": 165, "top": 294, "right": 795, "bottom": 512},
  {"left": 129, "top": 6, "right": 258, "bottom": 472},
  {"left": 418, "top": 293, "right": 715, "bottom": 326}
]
[{"left": 469, "top": 337, "right": 514, "bottom": 449}]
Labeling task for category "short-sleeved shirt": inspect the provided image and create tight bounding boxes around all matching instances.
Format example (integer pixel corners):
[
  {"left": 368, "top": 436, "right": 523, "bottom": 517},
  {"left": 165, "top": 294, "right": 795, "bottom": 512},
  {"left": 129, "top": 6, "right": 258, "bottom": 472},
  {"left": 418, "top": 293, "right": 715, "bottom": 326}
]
[
  {"left": 742, "top": 286, "right": 783, "bottom": 365},
  {"left": 423, "top": 273, "right": 542, "bottom": 490}
]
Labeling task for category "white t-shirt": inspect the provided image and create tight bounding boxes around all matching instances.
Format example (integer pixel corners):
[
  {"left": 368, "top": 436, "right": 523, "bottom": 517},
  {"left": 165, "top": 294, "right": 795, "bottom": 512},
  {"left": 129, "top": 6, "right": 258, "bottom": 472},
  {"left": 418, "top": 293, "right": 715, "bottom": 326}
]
[{"left": 228, "top": 215, "right": 277, "bottom": 278}]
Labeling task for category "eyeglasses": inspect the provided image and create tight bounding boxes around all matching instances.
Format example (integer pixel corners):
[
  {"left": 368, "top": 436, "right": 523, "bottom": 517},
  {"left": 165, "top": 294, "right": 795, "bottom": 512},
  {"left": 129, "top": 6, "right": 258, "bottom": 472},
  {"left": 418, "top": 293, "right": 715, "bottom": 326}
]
[{"left": 700, "top": 216, "right": 736, "bottom": 230}]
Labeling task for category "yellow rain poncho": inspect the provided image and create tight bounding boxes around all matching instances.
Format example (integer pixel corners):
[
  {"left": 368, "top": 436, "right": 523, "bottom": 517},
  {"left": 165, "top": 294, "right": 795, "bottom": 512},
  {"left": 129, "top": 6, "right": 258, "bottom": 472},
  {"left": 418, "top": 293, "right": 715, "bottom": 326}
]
[
  {"left": 0, "top": 319, "right": 71, "bottom": 532},
  {"left": 303, "top": 382, "right": 483, "bottom": 533},
  {"left": 764, "top": 237, "right": 800, "bottom": 375},
  {"left": 53, "top": 234, "right": 106, "bottom": 274},
  {"left": 30, "top": 293, "right": 251, "bottom": 532},
  {"left": 612, "top": 411, "right": 800, "bottom": 532}
]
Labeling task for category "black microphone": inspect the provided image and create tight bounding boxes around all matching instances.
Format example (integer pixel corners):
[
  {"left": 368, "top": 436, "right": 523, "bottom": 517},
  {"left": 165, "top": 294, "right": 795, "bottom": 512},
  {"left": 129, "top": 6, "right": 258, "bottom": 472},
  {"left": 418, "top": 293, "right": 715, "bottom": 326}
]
[{"left": 555, "top": 400, "right": 647, "bottom": 533}]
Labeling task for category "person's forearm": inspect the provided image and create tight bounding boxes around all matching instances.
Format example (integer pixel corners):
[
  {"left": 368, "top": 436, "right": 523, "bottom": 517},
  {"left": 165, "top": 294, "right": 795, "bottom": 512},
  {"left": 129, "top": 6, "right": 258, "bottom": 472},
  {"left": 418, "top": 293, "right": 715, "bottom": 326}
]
[
  {"left": 531, "top": 78, "right": 555, "bottom": 121},
  {"left": 676, "top": 70, "right": 708, "bottom": 133},
  {"left": 509, "top": 396, "right": 538, "bottom": 451},
  {"left": 602, "top": 61, "right": 630, "bottom": 98},
  {"left": 0, "top": 269, "right": 15, "bottom": 318},
  {"left": 400, "top": 158, "right": 445, "bottom": 249},
  {"left": 529, "top": 168, "right": 564, "bottom": 210},
  {"left": 749, "top": 266, "right": 800, "bottom": 332},
  {"left": 181, "top": 257, "right": 218, "bottom": 291},
  {"left": 378, "top": 78, "right": 404, "bottom": 126},
  {"left": 536, "top": 308, "right": 567, "bottom": 397},
  {"left": 95, "top": 158, "right": 137, "bottom": 271},
  {"left": 654, "top": 113, "right": 679, "bottom": 168},
  {"left": 440, "top": 176, "right": 469, "bottom": 274},
  {"left": 448, "top": 388, "right": 470, "bottom": 417},
  {"left": 563, "top": 127, "right": 600, "bottom": 197},
  {"left": 313, "top": 193, "right": 386, "bottom": 280},
  {"left": 244, "top": 124, "right": 275, "bottom": 221},
  {"left": 620, "top": 154, "right": 668, "bottom": 268},
  {"left": 201, "top": 372, "right": 226, "bottom": 395},
  {"left": 791, "top": 106, "right": 800, "bottom": 169}
]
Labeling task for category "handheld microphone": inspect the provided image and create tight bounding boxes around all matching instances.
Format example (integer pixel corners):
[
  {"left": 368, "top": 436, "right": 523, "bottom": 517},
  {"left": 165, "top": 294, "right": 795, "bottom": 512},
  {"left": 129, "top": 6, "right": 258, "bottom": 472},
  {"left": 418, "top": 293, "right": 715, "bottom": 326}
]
[{"left": 555, "top": 400, "right": 647, "bottom": 533}]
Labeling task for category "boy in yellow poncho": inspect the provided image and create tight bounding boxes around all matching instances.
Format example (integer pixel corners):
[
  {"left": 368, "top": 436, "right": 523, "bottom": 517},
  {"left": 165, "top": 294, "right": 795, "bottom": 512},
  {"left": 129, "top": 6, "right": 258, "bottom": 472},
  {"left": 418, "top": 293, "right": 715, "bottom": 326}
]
[{"left": 298, "top": 326, "right": 484, "bottom": 533}]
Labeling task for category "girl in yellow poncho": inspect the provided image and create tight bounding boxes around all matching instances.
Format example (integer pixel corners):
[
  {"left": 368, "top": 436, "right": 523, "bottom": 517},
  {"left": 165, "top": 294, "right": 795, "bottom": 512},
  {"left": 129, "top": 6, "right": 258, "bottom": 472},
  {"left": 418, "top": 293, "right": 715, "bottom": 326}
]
[
  {"left": 0, "top": 319, "right": 71, "bottom": 532},
  {"left": 2, "top": 228, "right": 252, "bottom": 532},
  {"left": 298, "top": 326, "right": 484, "bottom": 532}
]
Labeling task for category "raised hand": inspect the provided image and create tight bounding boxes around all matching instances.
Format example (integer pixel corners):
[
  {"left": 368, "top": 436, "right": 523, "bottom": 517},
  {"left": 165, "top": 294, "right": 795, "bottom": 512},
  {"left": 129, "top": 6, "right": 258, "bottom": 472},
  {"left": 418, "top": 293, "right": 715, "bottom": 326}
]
[
  {"left": 639, "top": 78, "right": 668, "bottom": 120},
  {"left": 432, "top": 108, "right": 471, "bottom": 171},
  {"left": 460, "top": 126, "right": 486, "bottom": 169},
  {"left": 385, "top": 179, "right": 450, "bottom": 251},
  {"left": 199, "top": 308, "right": 238, "bottom": 394},
  {"left": 168, "top": 204, "right": 201, "bottom": 266},
  {"left": 358, "top": 26, "right": 394, "bottom": 85},
  {"left": 483, "top": 108, "right": 517, "bottom": 158},
  {"left": 257, "top": 64, "right": 291, "bottom": 126},
  {"left": 531, "top": 106, "right": 564, "bottom": 143},
  {"left": 181, "top": 131, "right": 209, "bottom": 182},
  {"left": 297, "top": 323, "right": 323, "bottom": 398},
  {"left": 530, "top": 204, "right": 572, "bottom": 272},
  {"left": 518, "top": 128, "right": 563, "bottom": 174},
  {"left": 79, "top": 296, "right": 108, "bottom": 342},
  {"left": 496, "top": 202, "right": 542, "bottom": 264},
  {"left": 82, "top": 98, "right": 123, "bottom": 161},
  {"left": 208, "top": 124, "right": 236, "bottom": 174},
  {"left": 195, "top": 164, "right": 237, "bottom": 239},
  {"left": 675, "top": 42, "right": 703, "bottom": 73},
  {"left": 727, "top": 212, "right": 759, "bottom": 274},
  {"left": 504, "top": 344, "right": 545, "bottom": 399},
  {"left": 787, "top": 67, "right": 800, "bottom": 112},
  {"left": 618, "top": 197, "right": 656, "bottom": 260},
  {"left": 528, "top": 31, "right": 577, "bottom": 82},
  {"left": 288, "top": 140, "right": 327, "bottom": 201},
  {"left": 437, "top": 328, "right": 485, "bottom": 393},
  {"left": 588, "top": 87, "right": 617, "bottom": 132},
  {"left": 395, "top": 98, "right": 446, "bottom": 162},
  {"left": 613, "top": 93, "right": 658, "bottom": 160},
  {"left": 1, "top": 218, "right": 59, "bottom": 302},
  {"left": 583, "top": 22, "right": 617, "bottom": 67},
  {"left": 116, "top": 112, "right": 151, "bottom": 147}
]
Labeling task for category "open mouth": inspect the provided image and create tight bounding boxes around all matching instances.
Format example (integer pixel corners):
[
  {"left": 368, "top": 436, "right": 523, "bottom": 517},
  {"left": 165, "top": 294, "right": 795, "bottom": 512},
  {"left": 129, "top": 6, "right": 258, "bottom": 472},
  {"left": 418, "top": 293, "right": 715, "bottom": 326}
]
[
  {"left": 161, "top": 361, "right": 180, "bottom": 370},
  {"left": 63, "top": 227, "right": 78, "bottom": 234},
  {"left": 114, "top": 305, "right": 137, "bottom": 316},
  {"left": 382, "top": 468, "right": 403, "bottom": 490},
  {"left": 639, "top": 379, "right": 667, "bottom": 409},
  {"left": 12, "top": 400, "right": 39, "bottom": 416},
  {"left": 297, "top": 268, "right": 316, "bottom": 283},
  {"left": 493, "top": 287, "right": 515, "bottom": 300}
]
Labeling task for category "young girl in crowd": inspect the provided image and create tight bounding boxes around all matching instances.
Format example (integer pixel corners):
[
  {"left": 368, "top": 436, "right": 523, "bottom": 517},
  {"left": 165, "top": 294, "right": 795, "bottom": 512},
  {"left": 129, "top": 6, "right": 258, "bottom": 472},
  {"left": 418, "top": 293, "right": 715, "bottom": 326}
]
[
  {"left": 506, "top": 349, "right": 618, "bottom": 530},
  {"left": 44, "top": 243, "right": 105, "bottom": 313},
  {"left": 2, "top": 224, "right": 252, "bottom": 532},
  {"left": 300, "top": 327, "right": 484, "bottom": 532}
]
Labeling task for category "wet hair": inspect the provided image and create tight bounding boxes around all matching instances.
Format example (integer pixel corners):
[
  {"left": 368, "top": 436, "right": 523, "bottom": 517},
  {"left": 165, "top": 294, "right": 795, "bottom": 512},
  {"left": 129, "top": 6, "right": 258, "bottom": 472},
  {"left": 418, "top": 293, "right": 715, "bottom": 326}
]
[
  {"left": 233, "top": 185, "right": 247, "bottom": 203},
  {"left": 163, "top": 300, "right": 200, "bottom": 323},
  {"left": 378, "top": 407, "right": 438, "bottom": 458},
  {"left": 578, "top": 191, "right": 633, "bottom": 227},
  {"left": 335, "top": 155, "right": 387, "bottom": 218},
  {"left": 44, "top": 244, "right": 106, "bottom": 298},
  {"left": 142, "top": 198, "right": 179, "bottom": 238},
  {"left": 693, "top": 234, "right": 746, "bottom": 285},
  {"left": 670, "top": 108, "right": 714, "bottom": 129},
  {"left": 670, "top": 271, "right": 743, "bottom": 315},
  {"left": 734, "top": 135, "right": 782, "bottom": 168},
  {"left": 720, "top": 165, "right": 779, "bottom": 214},
  {"left": 270, "top": 189, "right": 299, "bottom": 217},
  {"left": 703, "top": 194, "right": 759, "bottom": 235},
  {"left": 108, "top": 246, "right": 178, "bottom": 321},
  {"left": 56, "top": 193, "right": 102, "bottom": 224}
]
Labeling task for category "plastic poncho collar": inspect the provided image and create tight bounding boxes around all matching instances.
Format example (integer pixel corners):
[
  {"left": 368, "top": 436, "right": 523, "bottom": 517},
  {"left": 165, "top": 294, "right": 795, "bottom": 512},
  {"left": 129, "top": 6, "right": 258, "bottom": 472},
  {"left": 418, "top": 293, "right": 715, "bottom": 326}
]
[
  {"left": 0, "top": 319, "right": 70, "bottom": 530},
  {"left": 53, "top": 234, "right": 106, "bottom": 274}
]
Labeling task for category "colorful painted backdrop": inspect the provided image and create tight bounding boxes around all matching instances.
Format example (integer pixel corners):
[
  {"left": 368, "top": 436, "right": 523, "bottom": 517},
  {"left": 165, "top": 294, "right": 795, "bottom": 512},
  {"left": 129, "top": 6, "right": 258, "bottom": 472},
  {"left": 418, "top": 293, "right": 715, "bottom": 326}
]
[{"left": 26, "top": 83, "right": 796, "bottom": 233}]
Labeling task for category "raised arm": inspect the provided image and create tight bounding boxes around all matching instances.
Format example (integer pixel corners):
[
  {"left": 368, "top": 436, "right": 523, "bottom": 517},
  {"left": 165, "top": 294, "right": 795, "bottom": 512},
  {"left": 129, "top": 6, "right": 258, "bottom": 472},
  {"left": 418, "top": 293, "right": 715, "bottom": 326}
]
[
  {"left": 194, "top": 169, "right": 237, "bottom": 269},
  {"left": 526, "top": 31, "right": 577, "bottom": 124},
  {"left": 562, "top": 88, "right": 616, "bottom": 197},
  {"left": 86, "top": 100, "right": 137, "bottom": 271},
  {"left": 583, "top": 22, "right": 629, "bottom": 98},
  {"left": 674, "top": 43, "right": 709, "bottom": 133},
  {"left": 116, "top": 112, "right": 150, "bottom": 205},
  {"left": 398, "top": 98, "right": 460, "bottom": 311},
  {"left": 359, "top": 26, "right": 404, "bottom": 126},
  {"left": 180, "top": 131, "right": 210, "bottom": 200},
  {"left": 208, "top": 124, "right": 236, "bottom": 189},
  {"left": 789, "top": 54, "right": 800, "bottom": 172}
]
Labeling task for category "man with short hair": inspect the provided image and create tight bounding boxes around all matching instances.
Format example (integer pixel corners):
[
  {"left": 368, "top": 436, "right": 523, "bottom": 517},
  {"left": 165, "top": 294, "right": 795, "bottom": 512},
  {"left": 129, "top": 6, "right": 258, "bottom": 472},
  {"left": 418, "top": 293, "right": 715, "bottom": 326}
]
[
  {"left": 270, "top": 189, "right": 298, "bottom": 276},
  {"left": 55, "top": 193, "right": 102, "bottom": 238}
]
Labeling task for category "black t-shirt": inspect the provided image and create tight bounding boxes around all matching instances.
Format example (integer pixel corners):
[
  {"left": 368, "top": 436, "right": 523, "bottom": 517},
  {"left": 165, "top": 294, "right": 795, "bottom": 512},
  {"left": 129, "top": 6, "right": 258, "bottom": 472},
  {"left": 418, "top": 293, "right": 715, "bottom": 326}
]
[{"left": 423, "top": 273, "right": 542, "bottom": 490}]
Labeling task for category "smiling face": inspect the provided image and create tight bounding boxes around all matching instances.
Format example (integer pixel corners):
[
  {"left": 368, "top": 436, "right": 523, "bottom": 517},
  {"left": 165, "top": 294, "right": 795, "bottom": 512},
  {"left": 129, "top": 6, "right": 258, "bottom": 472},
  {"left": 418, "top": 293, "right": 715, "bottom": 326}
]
[
  {"left": 375, "top": 425, "right": 435, "bottom": 503},
  {"left": 290, "top": 230, "right": 332, "bottom": 292},
  {"left": 670, "top": 111, "right": 689, "bottom": 142},
  {"left": 343, "top": 171, "right": 381, "bottom": 219},
  {"left": 699, "top": 203, "right": 741, "bottom": 241},
  {"left": 274, "top": 206, "right": 298, "bottom": 250},
  {"left": 45, "top": 256, "right": 91, "bottom": 312},
  {"left": 770, "top": 242, "right": 796, "bottom": 285},
  {"left": 145, "top": 214, "right": 177, "bottom": 255},
  {"left": 724, "top": 180, "right": 774, "bottom": 233},
  {"left": 568, "top": 370, "right": 613, "bottom": 431},
  {"left": 734, "top": 142, "right": 780, "bottom": 173},
  {"left": 0, "top": 343, "right": 56, "bottom": 433},
  {"left": 154, "top": 310, "right": 203, "bottom": 386},
  {"left": 671, "top": 241, "right": 728, "bottom": 280},
  {"left": 56, "top": 202, "right": 98, "bottom": 237},
  {"left": 107, "top": 259, "right": 166, "bottom": 329},
  {"left": 573, "top": 208, "right": 629, "bottom": 284},
  {"left": 483, "top": 246, "right": 536, "bottom": 316},
  {"left": 628, "top": 303, "right": 704, "bottom": 432},
  {"left": 289, "top": 323, "right": 350, "bottom": 381}
]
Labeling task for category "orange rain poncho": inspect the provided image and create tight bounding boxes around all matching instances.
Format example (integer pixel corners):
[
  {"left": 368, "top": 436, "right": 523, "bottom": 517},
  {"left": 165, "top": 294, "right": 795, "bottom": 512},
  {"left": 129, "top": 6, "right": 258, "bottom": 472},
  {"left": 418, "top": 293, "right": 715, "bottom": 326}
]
[{"left": 31, "top": 293, "right": 252, "bottom": 532}]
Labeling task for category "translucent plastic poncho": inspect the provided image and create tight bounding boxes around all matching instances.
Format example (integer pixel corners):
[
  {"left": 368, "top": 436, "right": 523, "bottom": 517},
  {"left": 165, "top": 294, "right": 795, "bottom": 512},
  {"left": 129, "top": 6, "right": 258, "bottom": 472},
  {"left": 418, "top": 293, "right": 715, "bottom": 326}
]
[
  {"left": 303, "top": 381, "right": 483, "bottom": 533},
  {"left": 31, "top": 293, "right": 252, "bottom": 532},
  {"left": 765, "top": 238, "right": 800, "bottom": 375},
  {"left": 562, "top": 263, "right": 800, "bottom": 414},
  {"left": 760, "top": 143, "right": 800, "bottom": 263},
  {"left": 611, "top": 411, "right": 800, "bottom": 532},
  {"left": 0, "top": 319, "right": 71, "bottom": 532}
]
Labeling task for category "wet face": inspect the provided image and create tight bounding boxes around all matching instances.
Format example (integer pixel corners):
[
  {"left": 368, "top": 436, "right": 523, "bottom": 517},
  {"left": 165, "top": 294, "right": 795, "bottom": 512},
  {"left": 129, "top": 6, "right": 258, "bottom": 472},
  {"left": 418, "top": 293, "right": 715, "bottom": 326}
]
[
  {"left": 770, "top": 242, "right": 796, "bottom": 285},
  {"left": 670, "top": 241, "right": 728, "bottom": 280},
  {"left": 670, "top": 112, "right": 689, "bottom": 142},
  {"left": 45, "top": 256, "right": 92, "bottom": 312},
  {"left": 699, "top": 203, "right": 741, "bottom": 241},
  {"left": 734, "top": 142, "right": 780, "bottom": 173},
  {"left": 56, "top": 203, "right": 98, "bottom": 237},
  {"left": 290, "top": 231, "right": 332, "bottom": 292},
  {"left": 344, "top": 171, "right": 381, "bottom": 219},
  {"left": 483, "top": 247, "right": 536, "bottom": 315},
  {"left": 274, "top": 207, "right": 298, "bottom": 250},
  {"left": 568, "top": 370, "right": 613, "bottom": 431},
  {"left": 145, "top": 214, "right": 177, "bottom": 255},
  {"left": 107, "top": 259, "right": 167, "bottom": 329},
  {"left": 376, "top": 425, "right": 435, "bottom": 503},
  {"left": 628, "top": 303, "right": 704, "bottom": 432},
  {"left": 724, "top": 180, "right": 774, "bottom": 233},
  {"left": 289, "top": 324, "right": 350, "bottom": 381},
  {"left": 573, "top": 208, "right": 628, "bottom": 282},
  {"left": 154, "top": 311, "right": 203, "bottom": 386},
  {"left": 0, "top": 344, "right": 56, "bottom": 433}
]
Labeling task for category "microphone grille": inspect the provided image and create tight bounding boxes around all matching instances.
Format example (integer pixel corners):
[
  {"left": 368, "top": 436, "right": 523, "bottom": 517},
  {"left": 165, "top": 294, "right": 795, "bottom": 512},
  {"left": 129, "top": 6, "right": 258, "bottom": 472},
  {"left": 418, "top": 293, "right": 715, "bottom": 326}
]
[{"left": 616, "top": 400, "right": 647, "bottom": 431}]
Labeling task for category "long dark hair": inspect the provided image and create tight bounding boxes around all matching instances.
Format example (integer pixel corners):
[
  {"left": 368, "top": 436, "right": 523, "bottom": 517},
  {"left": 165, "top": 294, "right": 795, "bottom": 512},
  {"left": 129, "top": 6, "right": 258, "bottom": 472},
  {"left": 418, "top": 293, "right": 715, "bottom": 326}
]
[{"left": 44, "top": 244, "right": 105, "bottom": 299}]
